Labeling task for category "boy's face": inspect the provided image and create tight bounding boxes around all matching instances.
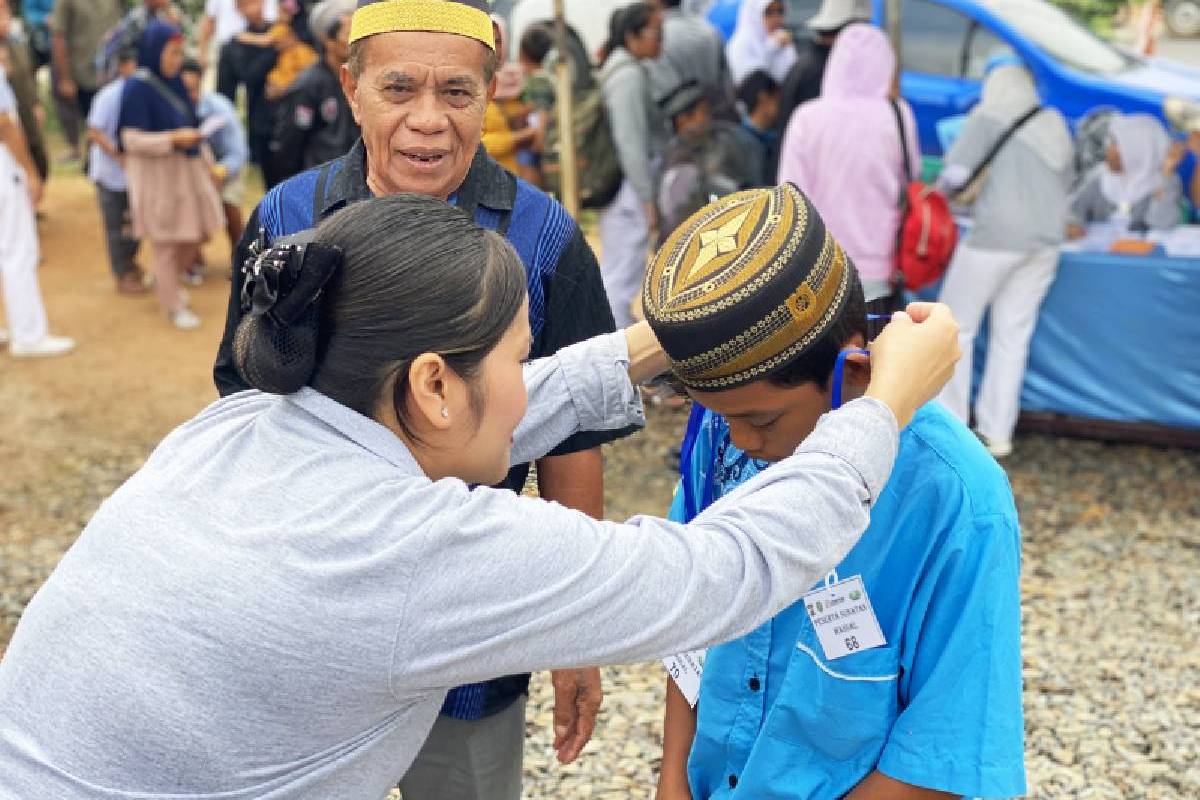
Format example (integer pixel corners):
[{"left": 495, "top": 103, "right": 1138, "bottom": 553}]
[
  {"left": 756, "top": 89, "right": 781, "bottom": 127},
  {"left": 690, "top": 380, "right": 832, "bottom": 463}
]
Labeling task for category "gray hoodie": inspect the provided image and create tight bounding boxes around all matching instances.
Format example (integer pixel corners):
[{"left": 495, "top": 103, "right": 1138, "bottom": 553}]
[{"left": 600, "top": 47, "right": 668, "bottom": 205}]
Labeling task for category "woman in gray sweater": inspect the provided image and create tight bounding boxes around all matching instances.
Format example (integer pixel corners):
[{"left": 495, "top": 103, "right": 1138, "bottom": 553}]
[
  {"left": 597, "top": 2, "right": 667, "bottom": 328},
  {"left": 1067, "top": 113, "right": 1183, "bottom": 236},
  {"left": 0, "top": 193, "right": 962, "bottom": 798}
]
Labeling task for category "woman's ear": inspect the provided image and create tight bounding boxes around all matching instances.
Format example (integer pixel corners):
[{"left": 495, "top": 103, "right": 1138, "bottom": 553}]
[{"left": 407, "top": 353, "right": 454, "bottom": 431}]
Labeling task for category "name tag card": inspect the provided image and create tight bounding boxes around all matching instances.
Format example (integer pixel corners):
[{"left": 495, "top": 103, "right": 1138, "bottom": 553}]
[
  {"left": 663, "top": 650, "right": 705, "bottom": 708},
  {"left": 802, "top": 575, "right": 886, "bottom": 660}
]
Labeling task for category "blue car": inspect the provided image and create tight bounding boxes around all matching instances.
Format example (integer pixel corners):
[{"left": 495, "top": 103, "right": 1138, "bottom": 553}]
[{"left": 779, "top": 0, "right": 1200, "bottom": 154}]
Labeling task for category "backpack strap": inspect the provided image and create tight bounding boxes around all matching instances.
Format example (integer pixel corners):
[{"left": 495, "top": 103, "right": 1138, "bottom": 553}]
[
  {"left": 133, "top": 68, "right": 194, "bottom": 124},
  {"left": 311, "top": 161, "right": 335, "bottom": 224},
  {"left": 962, "top": 105, "right": 1043, "bottom": 188},
  {"left": 888, "top": 99, "right": 914, "bottom": 186}
]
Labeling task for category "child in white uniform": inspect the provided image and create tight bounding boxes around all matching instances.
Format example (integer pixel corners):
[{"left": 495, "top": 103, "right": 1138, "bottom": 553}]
[{"left": 0, "top": 65, "right": 74, "bottom": 357}]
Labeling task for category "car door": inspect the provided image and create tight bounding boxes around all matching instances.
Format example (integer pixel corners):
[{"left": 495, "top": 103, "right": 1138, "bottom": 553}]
[{"left": 885, "top": 0, "right": 1010, "bottom": 154}]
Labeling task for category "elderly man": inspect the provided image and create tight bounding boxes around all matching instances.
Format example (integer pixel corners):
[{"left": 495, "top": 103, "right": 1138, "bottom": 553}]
[{"left": 212, "top": 1, "right": 628, "bottom": 797}]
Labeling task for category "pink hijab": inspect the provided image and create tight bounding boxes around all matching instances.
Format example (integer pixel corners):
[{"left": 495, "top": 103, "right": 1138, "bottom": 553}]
[{"left": 777, "top": 24, "right": 920, "bottom": 289}]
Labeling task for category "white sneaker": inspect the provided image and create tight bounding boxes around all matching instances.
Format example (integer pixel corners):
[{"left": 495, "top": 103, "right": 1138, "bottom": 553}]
[
  {"left": 977, "top": 432, "right": 1013, "bottom": 459},
  {"left": 170, "top": 308, "right": 201, "bottom": 331},
  {"left": 10, "top": 334, "right": 76, "bottom": 358}
]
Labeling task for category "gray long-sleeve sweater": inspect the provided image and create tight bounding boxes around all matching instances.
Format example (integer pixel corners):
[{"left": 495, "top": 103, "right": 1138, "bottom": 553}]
[
  {"left": 0, "top": 331, "right": 897, "bottom": 799},
  {"left": 1068, "top": 167, "right": 1183, "bottom": 232},
  {"left": 600, "top": 47, "right": 668, "bottom": 205}
]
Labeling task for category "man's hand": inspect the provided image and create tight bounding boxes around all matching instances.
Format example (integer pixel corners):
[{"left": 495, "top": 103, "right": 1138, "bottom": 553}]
[
  {"left": 57, "top": 75, "right": 77, "bottom": 101},
  {"left": 26, "top": 172, "right": 43, "bottom": 206},
  {"left": 550, "top": 667, "right": 603, "bottom": 764}
]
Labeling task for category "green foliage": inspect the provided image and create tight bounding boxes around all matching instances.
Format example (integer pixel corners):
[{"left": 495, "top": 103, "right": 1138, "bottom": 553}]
[{"left": 1049, "top": 0, "right": 1126, "bottom": 36}]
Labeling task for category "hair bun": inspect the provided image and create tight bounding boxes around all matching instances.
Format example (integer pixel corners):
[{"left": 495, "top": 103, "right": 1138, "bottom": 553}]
[{"left": 232, "top": 234, "right": 343, "bottom": 395}]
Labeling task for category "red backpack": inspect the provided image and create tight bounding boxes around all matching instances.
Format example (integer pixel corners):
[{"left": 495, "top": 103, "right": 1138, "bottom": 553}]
[{"left": 889, "top": 101, "right": 958, "bottom": 292}]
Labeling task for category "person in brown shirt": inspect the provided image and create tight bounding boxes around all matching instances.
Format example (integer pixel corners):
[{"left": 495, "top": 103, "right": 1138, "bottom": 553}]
[{"left": 49, "top": 0, "right": 122, "bottom": 159}]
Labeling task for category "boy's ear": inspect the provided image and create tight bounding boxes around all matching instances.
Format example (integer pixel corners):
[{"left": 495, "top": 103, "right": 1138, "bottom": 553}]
[
  {"left": 844, "top": 333, "right": 870, "bottom": 386},
  {"left": 844, "top": 349, "right": 871, "bottom": 387}
]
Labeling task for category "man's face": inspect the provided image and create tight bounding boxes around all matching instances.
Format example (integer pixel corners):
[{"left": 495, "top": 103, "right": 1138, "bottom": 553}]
[
  {"left": 675, "top": 99, "right": 712, "bottom": 136},
  {"left": 181, "top": 70, "right": 200, "bottom": 104},
  {"left": 341, "top": 31, "right": 494, "bottom": 200},
  {"left": 689, "top": 380, "right": 832, "bottom": 463},
  {"left": 237, "top": 0, "right": 266, "bottom": 27}
]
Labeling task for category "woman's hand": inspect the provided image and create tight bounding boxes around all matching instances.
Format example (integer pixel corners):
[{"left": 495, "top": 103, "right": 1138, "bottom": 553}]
[
  {"left": 1066, "top": 222, "right": 1085, "bottom": 240},
  {"left": 171, "top": 128, "right": 203, "bottom": 150},
  {"left": 864, "top": 302, "right": 961, "bottom": 428}
]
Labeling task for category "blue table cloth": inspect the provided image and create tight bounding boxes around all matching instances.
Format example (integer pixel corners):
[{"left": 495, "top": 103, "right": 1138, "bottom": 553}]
[{"left": 922, "top": 250, "right": 1200, "bottom": 432}]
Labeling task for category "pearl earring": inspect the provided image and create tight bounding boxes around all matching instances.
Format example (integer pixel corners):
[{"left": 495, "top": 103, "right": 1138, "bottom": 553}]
[{"left": 441, "top": 407, "right": 449, "bottom": 419}]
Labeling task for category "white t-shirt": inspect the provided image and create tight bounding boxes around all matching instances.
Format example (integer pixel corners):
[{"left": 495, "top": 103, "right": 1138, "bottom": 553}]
[
  {"left": 0, "top": 67, "right": 16, "bottom": 119},
  {"left": 204, "top": 0, "right": 279, "bottom": 47}
]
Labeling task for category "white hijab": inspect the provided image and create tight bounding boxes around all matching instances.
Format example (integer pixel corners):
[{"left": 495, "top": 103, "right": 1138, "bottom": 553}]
[
  {"left": 725, "top": 0, "right": 797, "bottom": 85},
  {"left": 977, "top": 65, "right": 1072, "bottom": 173},
  {"left": 1100, "top": 113, "right": 1170, "bottom": 207}
]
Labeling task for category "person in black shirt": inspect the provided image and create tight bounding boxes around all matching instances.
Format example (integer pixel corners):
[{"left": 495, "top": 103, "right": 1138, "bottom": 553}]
[
  {"left": 771, "top": 0, "right": 870, "bottom": 178},
  {"left": 217, "top": 0, "right": 279, "bottom": 186},
  {"left": 269, "top": 0, "right": 358, "bottom": 184}
]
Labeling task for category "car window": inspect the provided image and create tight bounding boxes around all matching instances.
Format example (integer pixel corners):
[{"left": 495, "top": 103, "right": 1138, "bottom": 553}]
[
  {"left": 965, "top": 24, "right": 1012, "bottom": 79},
  {"left": 984, "top": 0, "right": 1132, "bottom": 75},
  {"left": 896, "top": 0, "right": 972, "bottom": 77},
  {"left": 784, "top": 0, "right": 823, "bottom": 27}
]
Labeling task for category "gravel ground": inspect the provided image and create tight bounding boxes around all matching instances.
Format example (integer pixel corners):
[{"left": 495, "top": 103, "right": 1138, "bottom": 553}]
[{"left": 4, "top": 396, "right": 1197, "bottom": 798}]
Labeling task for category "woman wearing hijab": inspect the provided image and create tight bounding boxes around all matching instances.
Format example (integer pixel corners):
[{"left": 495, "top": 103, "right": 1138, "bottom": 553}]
[
  {"left": 118, "top": 19, "right": 224, "bottom": 331},
  {"left": 0, "top": 193, "right": 962, "bottom": 798},
  {"left": 936, "top": 62, "right": 1073, "bottom": 458},
  {"left": 725, "top": 0, "right": 795, "bottom": 85},
  {"left": 778, "top": 23, "right": 919, "bottom": 304},
  {"left": 597, "top": 2, "right": 666, "bottom": 328},
  {"left": 1068, "top": 113, "right": 1182, "bottom": 236}
]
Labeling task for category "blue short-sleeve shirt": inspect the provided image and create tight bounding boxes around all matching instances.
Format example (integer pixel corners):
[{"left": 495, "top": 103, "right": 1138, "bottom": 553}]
[{"left": 677, "top": 402, "right": 1026, "bottom": 799}]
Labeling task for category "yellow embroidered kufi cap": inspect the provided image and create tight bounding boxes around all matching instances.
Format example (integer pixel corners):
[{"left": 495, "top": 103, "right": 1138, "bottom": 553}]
[
  {"left": 642, "top": 184, "right": 856, "bottom": 390},
  {"left": 350, "top": 0, "right": 496, "bottom": 50}
]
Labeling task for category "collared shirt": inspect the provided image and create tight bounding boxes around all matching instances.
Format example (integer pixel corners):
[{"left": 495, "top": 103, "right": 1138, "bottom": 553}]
[
  {"left": 204, "top": 0, "right": 280, "bottom": 47},
  {"left": 197, "top": 90, "right": 249, "bottom": 180},
  {"left": 0, "top": 339, "right": 901, "bottom": 799},
  {"left": 213, "top": 140, "right": 633, "bottom": 719},
  {"left": 677, "top": 403, "right": 1026, "bottom": 799},
  {"left": 87, "top": 77, "right": 128, "bottom": 192}
]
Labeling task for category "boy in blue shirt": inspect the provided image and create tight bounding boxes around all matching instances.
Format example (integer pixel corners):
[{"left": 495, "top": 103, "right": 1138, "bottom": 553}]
[{"left": 645, "top": 185, "right": 1025, "bottom": 800}]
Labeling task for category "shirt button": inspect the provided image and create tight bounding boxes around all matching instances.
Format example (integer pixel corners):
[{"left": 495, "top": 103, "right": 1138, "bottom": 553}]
[
  {"left": 748, "top": 676, "right": 761, "bottom": 691},
  {"left": 728, "top": 774, "right": 738, "bottom": 788}
]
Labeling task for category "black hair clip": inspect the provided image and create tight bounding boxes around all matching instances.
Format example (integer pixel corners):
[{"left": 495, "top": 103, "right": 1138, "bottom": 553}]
[{"left": 240, "top": 229, "right": 343, "bottom": 326}]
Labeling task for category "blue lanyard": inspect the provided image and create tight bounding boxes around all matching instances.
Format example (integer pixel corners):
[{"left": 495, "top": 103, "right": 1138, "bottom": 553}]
[
  {"left": 831, "top": 348, "right": 871, "bottom": 410},
  {"left": 831, "top": 313, "right": 893, "bottom": 410}
]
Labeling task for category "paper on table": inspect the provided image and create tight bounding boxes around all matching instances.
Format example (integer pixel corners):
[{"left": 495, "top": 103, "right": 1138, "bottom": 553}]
[
  {"left": 663, "top": 650, "right": 705, "bottom": 708},
  {"left": 199, "top": 115, "right": 227, "bottom": 139},
  {"left": 1147, "top": 225, "right": 1200, "bottom": 258}
]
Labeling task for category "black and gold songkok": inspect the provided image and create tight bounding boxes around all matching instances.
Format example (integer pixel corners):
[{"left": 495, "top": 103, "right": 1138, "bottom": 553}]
[
  {"left": 350, "top": 0, "right": 495, "bottom": 50},
  {"left": 642, "top": 184, "right": 854, "bottom": 390}
]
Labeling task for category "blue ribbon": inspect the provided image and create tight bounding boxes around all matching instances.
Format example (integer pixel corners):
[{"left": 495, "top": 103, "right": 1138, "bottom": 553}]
[{"left": 831, "top": 348, "right": 871, "bottom": 410}]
